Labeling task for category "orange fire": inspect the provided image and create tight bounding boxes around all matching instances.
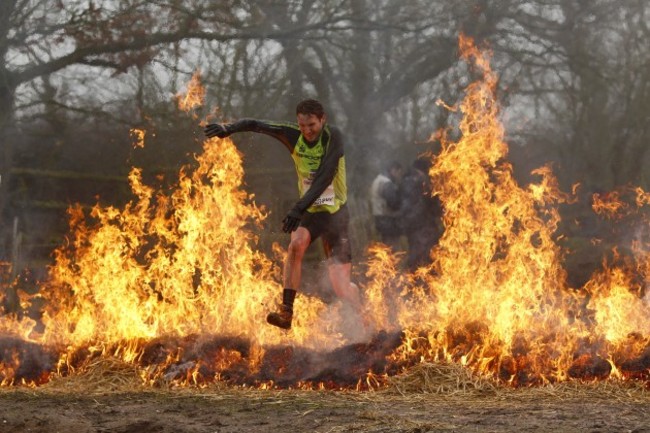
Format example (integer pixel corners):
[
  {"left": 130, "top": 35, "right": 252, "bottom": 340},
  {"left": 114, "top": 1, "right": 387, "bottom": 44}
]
[
  {"left": 1, "top": 38, "right": 649, "bottom": 388},
  {"left": 592, "top": 191, "right": 629, "bottom": 219},
  {"left": 129, "top": 128, "right": 146, "bottom": 148},
  {"left": 176, "top": 70, "right": 205, "bottom": 114},
  {"left": 362, "top": 35, "right": 650, "bottom": 385}
]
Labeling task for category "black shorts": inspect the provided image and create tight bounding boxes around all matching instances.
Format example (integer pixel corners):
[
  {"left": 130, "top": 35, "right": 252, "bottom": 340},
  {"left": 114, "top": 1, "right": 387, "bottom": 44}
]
[{"left": 300, "top": 204, "right": 352, "bottom": 263}]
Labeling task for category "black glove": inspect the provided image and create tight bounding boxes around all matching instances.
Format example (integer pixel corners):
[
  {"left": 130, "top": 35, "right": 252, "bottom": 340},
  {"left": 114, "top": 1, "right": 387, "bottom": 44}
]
[
  {"left": 282, "top": 208, "right": 302, "bottom": 233},
  {"left": 204, "top": 123, "right": 231, "bottom": 138}
]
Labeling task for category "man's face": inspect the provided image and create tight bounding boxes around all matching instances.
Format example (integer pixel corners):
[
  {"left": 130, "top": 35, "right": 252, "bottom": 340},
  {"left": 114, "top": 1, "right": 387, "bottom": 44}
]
[{"left": 297, "top": 113, "right": 326, "bottom": 142}]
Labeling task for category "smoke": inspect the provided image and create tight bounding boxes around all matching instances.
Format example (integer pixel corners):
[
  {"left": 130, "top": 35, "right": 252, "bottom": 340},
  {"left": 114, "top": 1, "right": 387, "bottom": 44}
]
[{"left": 315, "top": 300, "right": 371, "bottom": 344}]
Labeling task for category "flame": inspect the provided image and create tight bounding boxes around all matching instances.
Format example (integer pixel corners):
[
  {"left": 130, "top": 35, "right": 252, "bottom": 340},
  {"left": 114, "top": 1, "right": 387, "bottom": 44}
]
[
  {"left": 0, "top": 264, "right": 41, "bottom": 342},
  {"left": 0, "top": 348, "right": 21, "bottom": 386},
  {"left": 592, "top": 191, "right": 628, "bottom": 219},
  {"left": 176, "top": 71, "right": 205, "bottom": 113},
  {"left": 635, "top": 187, "right": 650, "bottom": 207},
  {"left": 2, "top": 43, "right": 650, "bottom": 389},
  {"left": 362, "top": 35, "right": 650, "bottom": 385},
  {"left": 129, "top": 128, "right": 146, "bottom": 148},
  {"left": 38, "top": 138, "right": 343, "bottom": 353}
]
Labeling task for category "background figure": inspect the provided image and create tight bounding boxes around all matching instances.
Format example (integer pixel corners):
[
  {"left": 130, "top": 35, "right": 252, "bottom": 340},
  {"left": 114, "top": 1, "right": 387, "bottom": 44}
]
[
  {"left": 370, "top": 160, "right": 403, "bottom": 249},
  {"left": 399, "top": 156, "right": 444, "bottom": 272}
]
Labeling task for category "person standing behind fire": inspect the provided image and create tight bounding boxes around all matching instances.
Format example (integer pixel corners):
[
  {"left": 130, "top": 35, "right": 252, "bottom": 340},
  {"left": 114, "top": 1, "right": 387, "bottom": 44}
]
[
  {"left": 370, "top": 160, "right": 403, "bottom": 249},
  {"left": 203, "top": 99, "right": 361, "bottom": 330},
  {"left": 399, "top": 155, "right": 444, "bottom": 272}
]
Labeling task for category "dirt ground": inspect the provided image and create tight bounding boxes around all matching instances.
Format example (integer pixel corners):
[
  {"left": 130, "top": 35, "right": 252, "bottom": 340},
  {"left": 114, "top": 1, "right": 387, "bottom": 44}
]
[{"left": 1, "top": 384, "right": 649, "bottom": 433}]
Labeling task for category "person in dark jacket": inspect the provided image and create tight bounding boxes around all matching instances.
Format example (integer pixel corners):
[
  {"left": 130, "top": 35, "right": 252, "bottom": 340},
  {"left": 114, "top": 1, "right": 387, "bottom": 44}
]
[{"left": 399, "top": 156, "right": 444, "bottom": 272}]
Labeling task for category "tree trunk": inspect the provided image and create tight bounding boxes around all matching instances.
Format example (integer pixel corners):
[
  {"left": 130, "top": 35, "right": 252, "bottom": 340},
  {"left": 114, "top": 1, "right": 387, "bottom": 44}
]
[
  {"left": 0, "top": 0, "right": 17, "bottom": 261},
  {"left": 0, "top": 72, "right": 15, "bottom": 262}
]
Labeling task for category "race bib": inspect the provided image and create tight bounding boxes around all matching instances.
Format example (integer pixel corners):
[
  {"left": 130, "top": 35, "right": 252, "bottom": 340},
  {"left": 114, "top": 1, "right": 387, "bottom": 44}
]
[{"left": 302, "top": 177, "right": 335, "bottom": 206}]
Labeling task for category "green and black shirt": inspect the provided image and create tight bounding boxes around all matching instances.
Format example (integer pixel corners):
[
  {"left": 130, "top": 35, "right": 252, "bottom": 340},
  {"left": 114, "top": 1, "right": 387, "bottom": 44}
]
[{"left": 226, "top": 119, "right": 347, "bottom": 214}]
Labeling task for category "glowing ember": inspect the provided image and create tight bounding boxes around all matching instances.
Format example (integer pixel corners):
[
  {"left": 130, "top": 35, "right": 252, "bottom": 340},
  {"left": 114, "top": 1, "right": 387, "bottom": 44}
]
[
  {"left": 129, "top": 128, "right": 146, "bottom": 148},
  {"left": 1, "top": 39, "right": 649, "bottom": 389}
]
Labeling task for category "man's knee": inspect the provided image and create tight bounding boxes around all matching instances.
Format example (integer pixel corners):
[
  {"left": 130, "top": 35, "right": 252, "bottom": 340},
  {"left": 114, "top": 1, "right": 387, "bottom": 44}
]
[{"left": 288, "top": 235, "right": 309, "bottom": 257}]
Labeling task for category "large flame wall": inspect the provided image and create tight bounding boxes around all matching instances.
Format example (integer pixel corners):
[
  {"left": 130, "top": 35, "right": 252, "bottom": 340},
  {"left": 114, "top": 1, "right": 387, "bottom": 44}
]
[
  {"left": 364, "top": 37, "right": 650, "bottom": 384},
  {"left": 1, "top": 37, "right": 649, "bottom": 388}
]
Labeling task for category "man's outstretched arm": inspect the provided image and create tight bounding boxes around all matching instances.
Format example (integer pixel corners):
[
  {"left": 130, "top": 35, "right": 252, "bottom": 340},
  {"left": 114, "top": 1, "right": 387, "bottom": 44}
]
[{"left": 204, "top": 119, "right": 300, "bottom": 153}]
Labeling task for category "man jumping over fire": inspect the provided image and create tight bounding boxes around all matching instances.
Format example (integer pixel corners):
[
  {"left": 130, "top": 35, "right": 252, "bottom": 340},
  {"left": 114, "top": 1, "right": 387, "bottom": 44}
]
[{"left": 204, "top": 99, "right": 361, "bottom": 330}]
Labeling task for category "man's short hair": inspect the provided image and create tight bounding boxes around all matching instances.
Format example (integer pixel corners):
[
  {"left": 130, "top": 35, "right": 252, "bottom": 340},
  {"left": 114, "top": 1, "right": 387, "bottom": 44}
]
[{"left": 296, "top": 99, "right": 325, "bottom": 119}]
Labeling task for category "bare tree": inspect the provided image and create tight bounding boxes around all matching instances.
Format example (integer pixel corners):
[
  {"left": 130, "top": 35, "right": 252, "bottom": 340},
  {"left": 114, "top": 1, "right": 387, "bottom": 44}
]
[
  {"left": 488, "top": 0, "right": 650, "bottom": 191},
  {"left": 0, "top": 0, "right": 379, "bottom": 259}
]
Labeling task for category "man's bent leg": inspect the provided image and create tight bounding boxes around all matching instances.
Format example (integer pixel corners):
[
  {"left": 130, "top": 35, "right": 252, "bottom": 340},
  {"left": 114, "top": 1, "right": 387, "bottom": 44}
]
[
  {"left": 320, "top": 205, "right": 361, "bottom": 313},
  {"left": 283, "top": 227, "right": 310, "bottom": 289},
  {"left": 267, "top": 227, "right": 311, "bottom": 329}
]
